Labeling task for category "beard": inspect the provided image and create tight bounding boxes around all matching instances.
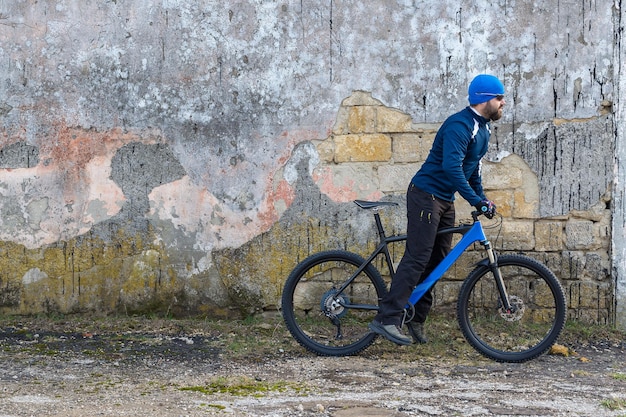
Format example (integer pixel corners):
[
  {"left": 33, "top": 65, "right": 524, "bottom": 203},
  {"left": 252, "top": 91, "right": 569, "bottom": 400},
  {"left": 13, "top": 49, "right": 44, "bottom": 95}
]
[
  {"left": 487, "top": 105, "right": 504, "bottom": 121},
  {"left": 490, "top": 108, "right": 503, "bottom": 121}
]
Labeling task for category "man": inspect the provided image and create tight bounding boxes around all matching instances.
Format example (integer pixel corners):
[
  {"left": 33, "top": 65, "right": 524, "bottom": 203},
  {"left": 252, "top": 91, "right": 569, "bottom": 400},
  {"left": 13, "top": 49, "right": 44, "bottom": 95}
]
[{"left": 369, "top": 74, "right": 505, "bottom": 345}]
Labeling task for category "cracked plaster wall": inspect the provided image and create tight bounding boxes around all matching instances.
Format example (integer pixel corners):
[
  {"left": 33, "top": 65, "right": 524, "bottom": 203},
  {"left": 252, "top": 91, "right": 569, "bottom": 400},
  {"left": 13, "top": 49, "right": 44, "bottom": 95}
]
[{"left": 0, "top": 1, "right": 622, "bottom": 323}]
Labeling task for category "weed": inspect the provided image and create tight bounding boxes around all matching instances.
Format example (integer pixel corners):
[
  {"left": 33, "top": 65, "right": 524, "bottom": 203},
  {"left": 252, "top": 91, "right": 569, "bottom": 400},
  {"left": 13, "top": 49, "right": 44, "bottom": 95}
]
[
  {"left": 179, "top": 376, "right": 308, "bottom": 397},
  {"left": 601, "top": 398, "right": 626, "bottom": 411},
  {"left": 560, "top": 321, "right": 625, "bottom": 346}
]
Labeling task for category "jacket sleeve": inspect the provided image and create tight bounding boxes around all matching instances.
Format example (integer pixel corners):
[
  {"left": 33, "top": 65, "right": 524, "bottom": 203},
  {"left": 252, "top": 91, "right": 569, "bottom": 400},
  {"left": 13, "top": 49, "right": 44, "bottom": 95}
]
[
  {"left": 468, "top": 163, "right": 486, "bottom": 202},
  {"left": 441, "top": 121, "right": 483, "bottom": 206}
]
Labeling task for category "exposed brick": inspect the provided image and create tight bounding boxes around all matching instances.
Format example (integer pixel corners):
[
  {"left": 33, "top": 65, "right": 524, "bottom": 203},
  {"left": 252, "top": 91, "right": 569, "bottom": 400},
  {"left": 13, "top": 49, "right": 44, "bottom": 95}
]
[
  {"left": 377, "top": 107, "right": 414, "bottom": 133},
  {"left": 565, "top": 220, "right": 596, "bottom": 250},
  {"left": 512, "top": 190, "right": 539, "bottom": 219},
  {"left": 392, "top": 133, "right": 434, "bottom": 163},
  {"left": 334, "top": 134, "right": 392, "bottom": 162},
  {"left": 535, "top": 221, "right": 564, "bottom": 251},
  {"left": 312, "top": 91, "right": 613, "bottom": 326},
  {"left": 499, "top": 221, "right": 535, "bottom": 250},
  {"left": 482, "top": 159, "right": 525, "bottom": 189},
  {"left": 348, "top": 106, "right": 377, "bottom": 133}
]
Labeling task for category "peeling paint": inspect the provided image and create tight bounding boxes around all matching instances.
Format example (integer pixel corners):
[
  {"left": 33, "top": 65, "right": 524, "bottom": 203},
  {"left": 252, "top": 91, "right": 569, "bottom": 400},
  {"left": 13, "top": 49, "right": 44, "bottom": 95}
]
[{"left": 0, "top": 1, "right": 621, "bottom": 321}]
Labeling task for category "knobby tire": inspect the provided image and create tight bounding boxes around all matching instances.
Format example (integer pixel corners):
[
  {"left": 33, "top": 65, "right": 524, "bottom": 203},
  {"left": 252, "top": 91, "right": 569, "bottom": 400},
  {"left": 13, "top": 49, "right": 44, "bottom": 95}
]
[
  {"left": 281, "top": 250, "right": 387, "bottom": 356},
  {"left": 457, "top": 254, "right": 567, "bottom": 363}
]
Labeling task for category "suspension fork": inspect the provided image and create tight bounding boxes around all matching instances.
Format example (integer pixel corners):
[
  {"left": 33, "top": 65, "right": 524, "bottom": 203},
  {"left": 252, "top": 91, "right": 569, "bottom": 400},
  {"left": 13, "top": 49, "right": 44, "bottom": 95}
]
[{"left": 483, "top": 240, "right": 514, "bottom": 312}]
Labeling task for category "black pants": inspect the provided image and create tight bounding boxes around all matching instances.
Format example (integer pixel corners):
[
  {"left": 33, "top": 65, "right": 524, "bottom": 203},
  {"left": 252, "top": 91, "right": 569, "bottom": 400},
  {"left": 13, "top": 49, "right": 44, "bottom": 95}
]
[{"left": 375, "top": 184, "right": 455, "bottom": 326}]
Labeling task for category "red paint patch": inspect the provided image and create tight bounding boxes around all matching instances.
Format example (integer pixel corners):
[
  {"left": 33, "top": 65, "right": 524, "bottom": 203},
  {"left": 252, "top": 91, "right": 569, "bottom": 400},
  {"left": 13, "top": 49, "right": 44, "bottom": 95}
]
[{"left": 313, "top": 167, "right": 358, "bottom": 202}]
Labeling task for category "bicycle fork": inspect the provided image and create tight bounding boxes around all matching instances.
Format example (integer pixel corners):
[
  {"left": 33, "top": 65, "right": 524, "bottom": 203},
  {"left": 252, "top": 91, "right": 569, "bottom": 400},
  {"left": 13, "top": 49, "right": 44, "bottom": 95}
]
[{"left": 483, "top": 242, "right": 514, "bottom": 313}]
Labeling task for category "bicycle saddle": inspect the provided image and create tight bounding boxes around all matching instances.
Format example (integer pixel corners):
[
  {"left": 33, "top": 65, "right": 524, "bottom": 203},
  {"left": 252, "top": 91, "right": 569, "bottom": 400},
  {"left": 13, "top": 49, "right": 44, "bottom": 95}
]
[{"left": 354, "top": 200, "right": 398, "bottom": 209}]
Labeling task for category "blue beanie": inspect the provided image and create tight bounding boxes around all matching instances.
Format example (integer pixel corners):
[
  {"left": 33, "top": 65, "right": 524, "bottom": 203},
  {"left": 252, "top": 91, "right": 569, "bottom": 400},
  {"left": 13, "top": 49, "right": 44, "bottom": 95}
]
[{"left": 468, "top": 74, "right": 505, "bottom": 105}]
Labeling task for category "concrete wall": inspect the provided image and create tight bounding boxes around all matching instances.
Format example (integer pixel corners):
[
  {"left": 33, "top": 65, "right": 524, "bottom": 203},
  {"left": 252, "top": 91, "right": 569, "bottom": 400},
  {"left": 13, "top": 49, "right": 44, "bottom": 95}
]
[{"left": 0, "top": 1, "right": 621, "bottom": 324}]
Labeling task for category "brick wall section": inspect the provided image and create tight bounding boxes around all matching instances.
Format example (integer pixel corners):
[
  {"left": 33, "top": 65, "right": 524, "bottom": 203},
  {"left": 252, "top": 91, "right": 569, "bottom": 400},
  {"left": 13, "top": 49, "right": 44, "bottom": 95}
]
[{"left": 316, "top": 91, "right": 613, "bottom": 324}]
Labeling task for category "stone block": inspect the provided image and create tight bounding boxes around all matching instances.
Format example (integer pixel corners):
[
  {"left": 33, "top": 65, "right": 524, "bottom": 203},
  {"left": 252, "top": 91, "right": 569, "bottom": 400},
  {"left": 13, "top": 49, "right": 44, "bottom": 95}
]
[
  {"left": 534, "top": 221, "right": 564, "bottom": 251},
  {"left": 453, "top": 197, "right": 476, "bottom": 223},
  {"left": 583, "top": 251, "right": 611, "bottom": 281},
  {"left": 348, "top": 106, "right": 377, "bottom": 133},
  {"left": 569, "top": 281, "right": 612, "bottom": 309},
  {"left": 334, "top": 134, "right": 392, "bottom": 162},
  {"left": 392, "top": 133, "right": 434, "bottom": 163},
  {"left": 432, "top": 280, "right": 463, "bottom": 315},
  {"left": 448, "top": 250, "right": 483, "bottom": 281},
  {"left": 534, "top": 251, "right": 564, "bottom": 276},
  {"left": 565, "top": 220, "right": 597, "bottom": 250},
  {"left": 482, "top": 160, "right": 525, "bottom": 189},
  {"left": 412, "top": 123, "right": 441, "bottom": 133},
  {"left": 512, "top": 190, "right": 539, "bottom": 219},
  {"left": 561, "top": 250, "right": 610, "bottom": 281},
  {"left": 377, "top": 107, "right": 413, "bottom": 133},
  {"left": 561, "top": 251, "right": 585, "bottom": 281},
  {"left": 499, "top": 220, "right": 535, "bottom": 250}
]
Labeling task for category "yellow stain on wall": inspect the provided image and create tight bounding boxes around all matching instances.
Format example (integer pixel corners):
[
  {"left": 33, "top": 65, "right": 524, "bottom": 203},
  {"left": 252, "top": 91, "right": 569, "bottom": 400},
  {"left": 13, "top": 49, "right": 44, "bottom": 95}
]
[{"left": 0, "top": 227, "right": 182, "bottom": 316}]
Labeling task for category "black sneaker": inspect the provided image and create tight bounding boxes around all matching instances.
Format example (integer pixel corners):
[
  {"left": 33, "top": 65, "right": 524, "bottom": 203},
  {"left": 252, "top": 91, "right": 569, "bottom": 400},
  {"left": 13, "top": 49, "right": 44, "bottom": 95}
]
[
  {"left": 368, "top": 320, "right": 412, "bottom": 346},
  {"left": 406, "top": 321, "right": 428, "bottom": 344}
]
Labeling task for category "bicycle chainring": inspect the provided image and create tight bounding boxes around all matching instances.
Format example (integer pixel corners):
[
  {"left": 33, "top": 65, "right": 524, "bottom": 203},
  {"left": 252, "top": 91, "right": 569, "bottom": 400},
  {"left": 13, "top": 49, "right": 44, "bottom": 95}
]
[
  {"left": 498, "top": 295, "right": 525, "bottom": 322},
  {"left": 320, "top": 289, "right": 349, "bottom": 319}
]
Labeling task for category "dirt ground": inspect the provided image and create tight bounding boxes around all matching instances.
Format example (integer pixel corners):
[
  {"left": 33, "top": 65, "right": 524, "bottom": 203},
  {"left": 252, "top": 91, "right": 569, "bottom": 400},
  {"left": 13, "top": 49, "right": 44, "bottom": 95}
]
[{"left": 0, "top": 315, "right": 625, "bottom": 417}]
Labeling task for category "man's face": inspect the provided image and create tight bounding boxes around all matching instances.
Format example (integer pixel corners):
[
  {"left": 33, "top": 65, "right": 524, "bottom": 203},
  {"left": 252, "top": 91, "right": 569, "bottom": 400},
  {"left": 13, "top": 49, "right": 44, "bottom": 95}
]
[{"left": 485, "top": 96, "right": 506, "bottom": 121}]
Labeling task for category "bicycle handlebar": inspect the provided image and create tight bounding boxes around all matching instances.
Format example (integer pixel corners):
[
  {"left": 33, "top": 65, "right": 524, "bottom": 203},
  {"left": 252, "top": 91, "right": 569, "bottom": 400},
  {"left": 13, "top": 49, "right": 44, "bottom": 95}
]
[{"left": 471, "top": 209, "right": 497, "bottom": 221}]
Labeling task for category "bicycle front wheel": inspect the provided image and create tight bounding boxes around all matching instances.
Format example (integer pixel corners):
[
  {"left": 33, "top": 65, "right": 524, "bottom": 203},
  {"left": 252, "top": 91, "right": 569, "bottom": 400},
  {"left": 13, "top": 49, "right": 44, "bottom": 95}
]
[
  {"left": 281, "top": 250, "right": 387, "bottom": 356},
  {"left": 457, "top": 254, "right": 567, "bottom": 363}
]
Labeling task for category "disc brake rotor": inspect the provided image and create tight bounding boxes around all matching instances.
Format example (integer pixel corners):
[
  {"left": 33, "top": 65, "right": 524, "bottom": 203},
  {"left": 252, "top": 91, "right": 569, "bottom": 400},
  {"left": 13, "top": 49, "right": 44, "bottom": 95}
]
[{"left": 499, "top": 295, "right": 525, "bottom": 322}]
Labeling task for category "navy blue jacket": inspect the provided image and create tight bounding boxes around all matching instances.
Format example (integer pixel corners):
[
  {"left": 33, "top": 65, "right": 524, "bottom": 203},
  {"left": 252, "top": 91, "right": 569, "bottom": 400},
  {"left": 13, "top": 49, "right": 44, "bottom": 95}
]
[{"left": 412, "top": 107, "right": 490, "bottom": 206}]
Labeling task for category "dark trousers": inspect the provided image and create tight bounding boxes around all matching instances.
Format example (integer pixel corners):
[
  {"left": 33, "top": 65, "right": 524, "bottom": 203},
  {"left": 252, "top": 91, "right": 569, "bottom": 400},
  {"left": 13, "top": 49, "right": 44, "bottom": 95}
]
[{"left": 375, "top": 184, "right": 455, "bottom": 326}]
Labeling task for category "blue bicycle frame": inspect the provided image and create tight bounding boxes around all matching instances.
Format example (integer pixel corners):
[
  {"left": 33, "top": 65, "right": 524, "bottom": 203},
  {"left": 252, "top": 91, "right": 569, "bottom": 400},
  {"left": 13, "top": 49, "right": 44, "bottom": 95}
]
[{"left": 406, "top": 220, "right": 490, "bottom": 306}]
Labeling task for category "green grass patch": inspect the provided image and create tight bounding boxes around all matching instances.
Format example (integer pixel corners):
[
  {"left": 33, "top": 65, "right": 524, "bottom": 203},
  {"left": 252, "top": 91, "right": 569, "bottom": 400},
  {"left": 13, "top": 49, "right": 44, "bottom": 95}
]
[
  {"left": 560, "top": 321, "right": 625, "bottom": 346},
  {"left": 600, "top": 398, "right": 626, "bottom": 411},
  {"left": 179, "top": 376, "right": 308, "bottom": 397},
  {"left": 0, "top": 312, "right": 623, "bottom": 364}
]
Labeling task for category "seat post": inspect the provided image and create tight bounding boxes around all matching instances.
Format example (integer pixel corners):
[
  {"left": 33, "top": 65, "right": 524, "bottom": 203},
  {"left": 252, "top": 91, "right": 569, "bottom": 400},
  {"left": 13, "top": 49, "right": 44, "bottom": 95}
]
[{"left": 373, "top": 209, "right": 386, "bottom": 241}]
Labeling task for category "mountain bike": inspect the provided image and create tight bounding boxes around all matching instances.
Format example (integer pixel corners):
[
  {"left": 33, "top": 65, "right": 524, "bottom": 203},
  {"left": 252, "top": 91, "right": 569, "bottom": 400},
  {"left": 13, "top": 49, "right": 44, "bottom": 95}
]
[{"left": 281, "top": 200, "right": 567, "bottom": 363}]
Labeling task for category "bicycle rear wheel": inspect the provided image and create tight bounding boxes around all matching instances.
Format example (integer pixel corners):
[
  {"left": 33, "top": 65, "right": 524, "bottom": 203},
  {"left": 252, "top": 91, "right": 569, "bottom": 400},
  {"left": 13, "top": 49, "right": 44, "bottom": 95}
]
[
  {"left": 457, "top": 254, "right": 567, "bottom": 363},
  {"left": 281, "top": 250, "right": 387, "bottom": 356}
]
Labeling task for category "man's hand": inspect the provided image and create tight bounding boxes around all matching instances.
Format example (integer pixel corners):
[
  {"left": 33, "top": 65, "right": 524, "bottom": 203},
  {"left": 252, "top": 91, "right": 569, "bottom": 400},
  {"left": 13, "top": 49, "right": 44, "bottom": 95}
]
[{"left": 475, "top": 199, "right": 496, "bottom": 219}]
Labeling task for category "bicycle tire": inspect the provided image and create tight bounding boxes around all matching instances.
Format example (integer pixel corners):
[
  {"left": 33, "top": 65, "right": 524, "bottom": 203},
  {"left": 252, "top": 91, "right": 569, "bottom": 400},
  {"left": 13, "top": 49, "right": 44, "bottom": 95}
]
[
  {"left": 281, "top": 250, "right": 387, "bottom": 356},
  {"left": 456, "top": 254, "right": 567, "bottom": 363}
]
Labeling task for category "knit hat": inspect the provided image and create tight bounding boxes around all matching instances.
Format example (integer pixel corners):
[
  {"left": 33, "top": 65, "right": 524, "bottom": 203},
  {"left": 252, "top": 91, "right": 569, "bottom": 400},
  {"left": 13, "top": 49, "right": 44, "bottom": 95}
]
[{"left": 468, "top": 74, "right": 505, "bottom": 105}]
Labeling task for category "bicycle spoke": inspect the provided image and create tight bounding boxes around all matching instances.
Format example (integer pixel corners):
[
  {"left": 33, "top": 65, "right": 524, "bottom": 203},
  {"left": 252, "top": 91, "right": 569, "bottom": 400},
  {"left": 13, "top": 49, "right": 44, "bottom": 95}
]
[
  {"left": 457, "top": 255, "right": 566, "bottom": 362},
  {"left": 282, "top": 251, "right": 387, "bottom": 356}
]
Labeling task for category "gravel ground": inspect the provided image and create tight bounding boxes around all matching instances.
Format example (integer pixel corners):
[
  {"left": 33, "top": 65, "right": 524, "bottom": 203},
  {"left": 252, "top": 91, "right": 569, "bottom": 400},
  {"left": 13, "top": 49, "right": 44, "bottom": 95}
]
[{"left": 0, "top": 316, "right": 625, "bottom": 417}]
